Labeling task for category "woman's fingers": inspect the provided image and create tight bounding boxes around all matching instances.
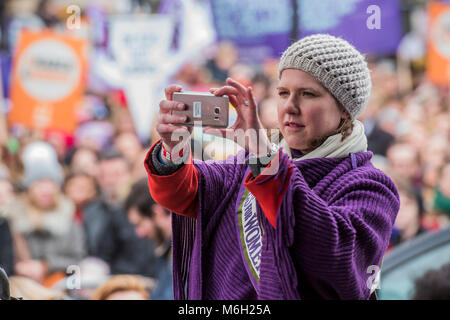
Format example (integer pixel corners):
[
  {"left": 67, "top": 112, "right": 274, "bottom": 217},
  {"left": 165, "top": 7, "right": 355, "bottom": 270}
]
[
  {"left": 160, "top": 113, "right": 187, "bottom": 125},
  {"left": 157, "top": 123, "right": 190, "bottom": 134},
  {"left": 226, "top": 78, "right": 247, "bottom": 98},
  {"left": 159, "top": 100, "right": 185, "bottom": 114},
  {"left": 213, "top": 85, "right": 240, "bottom": 98},
  {"left": 212, "top": 85, "right": 246, "bottom": 111},
  {"left": 222, "top": 78, "right": 257, "bottom": 112},
  {"left": 164, "top": 84, "right": 183, "bottom": 100},
  {"left": 244, "top": 86, "right": 257, "bottom": 111}
]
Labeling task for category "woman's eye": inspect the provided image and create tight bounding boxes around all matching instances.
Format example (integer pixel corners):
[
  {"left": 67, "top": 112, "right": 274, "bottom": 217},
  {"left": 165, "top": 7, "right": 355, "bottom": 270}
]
[
  {"left": 302, "top": 91, "right": 315, "bottom": 97},
  {"left": 278, "top": 91, "right": 289, "bottom": 97}
]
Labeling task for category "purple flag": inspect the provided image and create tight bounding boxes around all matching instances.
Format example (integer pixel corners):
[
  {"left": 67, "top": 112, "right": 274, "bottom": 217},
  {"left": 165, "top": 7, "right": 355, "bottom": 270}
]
[
  {"left": 299, "top": 0, "right": 403, "bottom": 55},
  {"left": 209, "top": 0, "right": 403, "bottom": 61},
  {"left": 209, "top": 0, "right": 292, "bottom": 62}
]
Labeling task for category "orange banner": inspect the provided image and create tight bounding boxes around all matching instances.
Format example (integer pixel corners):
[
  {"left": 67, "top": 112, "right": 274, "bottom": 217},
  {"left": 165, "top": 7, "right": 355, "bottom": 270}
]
[
  {"left": 8, "top": 29, "right": 87, "bottom": 134},
  {"left": 427, "top": 2, "right": 450, "bottom": 85}
]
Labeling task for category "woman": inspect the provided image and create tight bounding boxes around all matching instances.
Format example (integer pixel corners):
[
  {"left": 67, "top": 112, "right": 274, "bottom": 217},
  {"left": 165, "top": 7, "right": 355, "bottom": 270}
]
[
  {"left": 5, "top": 142, "right": 85, "bottom": 286},
  {"left": 145, "top": 34, "right": 400, "bottom": 299}
]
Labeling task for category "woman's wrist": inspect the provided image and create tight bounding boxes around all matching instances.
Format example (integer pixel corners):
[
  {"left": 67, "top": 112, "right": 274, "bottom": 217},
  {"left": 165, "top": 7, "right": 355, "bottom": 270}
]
[
  {"left": 161, "top": 142, "right": 188, "bottom": 163},
  {"left": 248, "top": 143, "right": 279, "bottom": 176}
]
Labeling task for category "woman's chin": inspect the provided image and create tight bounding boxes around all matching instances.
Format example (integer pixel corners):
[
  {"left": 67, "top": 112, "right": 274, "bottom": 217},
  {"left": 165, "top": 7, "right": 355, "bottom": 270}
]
[{"left": 285, "top": 136, "right": 307, "bottom": 151}]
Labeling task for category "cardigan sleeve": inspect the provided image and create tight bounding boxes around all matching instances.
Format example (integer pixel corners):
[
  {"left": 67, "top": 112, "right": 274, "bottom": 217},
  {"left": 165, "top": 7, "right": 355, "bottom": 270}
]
[
  {"left": 244, "top": 150, "right": 295, "bottom": 228},
  {"left": 144, "top": 139, "right": 246, "bottom": 220},
  {"left": 144, "top": 139, "right": 199, "bottom": 219},
  {"left": 247, "top": 152, "right": 400, "bottom": 299}
]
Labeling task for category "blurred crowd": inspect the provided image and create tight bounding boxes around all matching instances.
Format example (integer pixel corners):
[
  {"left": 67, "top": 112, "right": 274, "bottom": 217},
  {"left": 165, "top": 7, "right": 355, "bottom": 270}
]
[{"left": 0, "top": 0, "right": 449, "bottom": 300}]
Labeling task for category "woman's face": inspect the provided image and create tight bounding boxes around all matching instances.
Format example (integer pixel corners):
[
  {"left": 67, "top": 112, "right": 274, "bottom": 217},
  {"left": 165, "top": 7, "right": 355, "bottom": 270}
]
[
  {"left": 277, "top": 69, "right": 347, "bottom": 152},
  {"left": 28, "top": 179, "right": 59, "bottom": 211},
  {"left": 64, "top": 175, "right": 97, "bottom": 208}
]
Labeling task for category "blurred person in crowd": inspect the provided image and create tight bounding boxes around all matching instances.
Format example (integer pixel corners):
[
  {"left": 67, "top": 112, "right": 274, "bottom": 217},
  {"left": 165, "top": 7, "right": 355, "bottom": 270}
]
[
  {"left": 376, "top": 104, "right": 404, "bottom": 137},
  {"left": 205, "top": 41, "right": 238, "bottom": 84},
  {"left": 90, "top": 274, "right": 149, "bottom": 300},
  {"left": 4, "top": 142, "right": 85, "bottom": 286},
  {"left": 69, "top": 147, "right": 100, "bottom": 178},
  {"left": 44, "top": 129, "right": 73, "bottom": 164},
  {"left": 36, "top": 0, "right": 62, "bottom": 28},
  {"left": 96, "top": 150, "right": 133, "bottom": 206},
  {"left": 432, "top": 163, "right": 450, "bottom": 222},
  {"left": 0, "top": 217, "right": 14, "bottom": 276},
  {"left": 57, "top": 257, "right": 111, "bottom": 300},
  {"left": 421, "top": 135, "right": 448, "bottom": 189},
  {"left": 359, "top": 97, "right": 395, "bottom": 157},
  {"left": 109, "top": 101, "right": 137, "bottom": 136},
  {"left": 370, "top": 59, "right": 399, "bottom": 102},
  {"left": 9, "top": 275, "right": 66, "bottom": 300},
  {"left": 125, "top": 178, "right": 173, "bottom": 300},
  {"left": 147, "top": 34, "right": 399, "bottom": 299},
  {"left": 0, "top": 177, "right": 15, "bottom": 208},
  {"left": 63, "top": 172, "right": 98, "bottom": 225},
  {"left": 74, "top": 120, "right": 115, "bottom": 152},
  {"left": 131, "top": 148, "right": 153, "bottom": 182},
  {"left": 386, "top": 143, "right": 422, "bottom": 189},
  {"left": 412, "top": 262, "right": 450, "bottom": 300},
  {"left": 228, "top": 63, "right": 253, "bottom": 88},
  {"left": 174, "top": 62, "right": 212, "bottom": 92},
  {"left": 388, "top": 177, "right": 426, "bottom": 249},
  {"left": 81, "top": 150, "right": 161, "bottom": 277},
  {"left": 258, "top": 97, "right": 279, "bottom": 131},
  {"left": 251, "top": 72, "right": 271, "bottom": 110},
  {"left": 113, "top": 131, "right": 144, "bottom": 167}
]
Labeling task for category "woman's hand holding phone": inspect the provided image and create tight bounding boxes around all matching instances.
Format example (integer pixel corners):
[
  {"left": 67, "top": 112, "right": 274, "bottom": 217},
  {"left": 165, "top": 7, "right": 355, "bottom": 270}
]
[{"left": 156, "top": 85, "right": 192, "bottom": 155}]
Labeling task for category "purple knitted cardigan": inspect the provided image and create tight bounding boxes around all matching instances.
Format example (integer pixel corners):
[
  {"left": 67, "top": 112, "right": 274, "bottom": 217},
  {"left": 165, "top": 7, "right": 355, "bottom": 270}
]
[{"left": 170, "top": 150, "right": 399, "bottom": 300}]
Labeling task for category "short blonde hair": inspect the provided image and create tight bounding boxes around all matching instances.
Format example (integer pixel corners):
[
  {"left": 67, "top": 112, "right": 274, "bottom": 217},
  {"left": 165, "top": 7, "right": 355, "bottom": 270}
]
[
  {"left": 90, "top": 275, "right": 149, "bottom": 300},
  {"left": 9, "top": 276, "right": 65, "bottom": 300}
]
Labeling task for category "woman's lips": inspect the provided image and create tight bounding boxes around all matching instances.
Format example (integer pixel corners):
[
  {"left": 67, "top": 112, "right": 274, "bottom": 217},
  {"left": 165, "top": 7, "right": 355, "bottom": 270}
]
[{"left": 284, "top": 121, "right": 305, "bottom": 131}]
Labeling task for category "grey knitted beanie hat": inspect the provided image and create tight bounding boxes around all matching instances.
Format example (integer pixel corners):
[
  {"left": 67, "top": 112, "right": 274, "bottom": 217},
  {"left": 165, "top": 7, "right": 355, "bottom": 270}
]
[{"left": 278, "top": 34, "right": 371, "bottom": 119}]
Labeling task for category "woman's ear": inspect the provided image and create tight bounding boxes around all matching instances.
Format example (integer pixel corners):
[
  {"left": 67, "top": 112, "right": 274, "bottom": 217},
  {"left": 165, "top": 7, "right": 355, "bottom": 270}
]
[{"left": 340, "top": 108, "right": 351, "bottom": 120}]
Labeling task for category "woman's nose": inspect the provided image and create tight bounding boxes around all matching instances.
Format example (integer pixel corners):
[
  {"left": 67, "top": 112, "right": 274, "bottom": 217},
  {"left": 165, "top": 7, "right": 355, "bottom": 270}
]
[{"left": 284, "top": 95, "right": 300, "bottom": 115}]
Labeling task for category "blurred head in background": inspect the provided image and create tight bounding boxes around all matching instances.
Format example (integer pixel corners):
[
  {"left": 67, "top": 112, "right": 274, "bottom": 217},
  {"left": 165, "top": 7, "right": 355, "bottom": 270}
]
[
  {"left": 90, "top": 274, "right": 149, "bottom": 300},
  {"left": 0, "top": 178, "right": 15, "bottom": 207},
  {"left": 70, "top": 147, "right": 100, "bottom": 178},
  {"left": 391, "top": 177, "right": 424, "bottom": 245},
  {"left": 386, "top": 143, "right": 421, "bottom": 184},
  {"left": 21, "top": 141, "right": 64, "bottom": 211},
  {"left": 433, "top": 163, "right": 450, "bottom": 218},
  {"left": 64, "top": 172, "right": 98, "bottom": 211},
  {"left": 113, "top": 132, "right": 143, "bottom": 166},
  {"left": 97, "top": 150, "right": 132, "bottom": 206},
  {"left": 125, "top": 178, "right": 170, "bottom": 244}
]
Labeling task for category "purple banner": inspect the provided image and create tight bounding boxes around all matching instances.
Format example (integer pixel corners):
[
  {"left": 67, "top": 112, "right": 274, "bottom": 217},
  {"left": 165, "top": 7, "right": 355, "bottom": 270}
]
[
  {"left": 209, "top": 0, "right": 403, "bottom": 61},
  {"left": 299, "top": 0, "right": 403, "bottom": 55},
  {"left": 209, "top": 0, "right": 293, "bottom": 62}
]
